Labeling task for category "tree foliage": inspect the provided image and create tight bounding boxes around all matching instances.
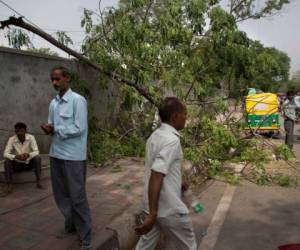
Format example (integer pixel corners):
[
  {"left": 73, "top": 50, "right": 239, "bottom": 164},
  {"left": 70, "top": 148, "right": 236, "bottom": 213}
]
[
  {"left": 55, "top": 31, "right": 74, "bottom": 47},
  {"left": 3, "top": 28, "right": 74, "bottom": 51},
  {"left": 229, "top": 0, "right": 290, "bottom": 22},
  {"left": 81, "top": 0, "right": 290, "bottom": 102},
  {"left": 245, "top": 42, "right": 290, "bottom": 92},
  {"left": 27, "top": 47, "right": 59, "bottom": 56},
  {"left": 279, "top": 70, "right": 300, "bottom": 93},
  {"left": 79, "top": 0, "right": 292, "bottom": 186},
  {"left": 4, "top": 28, "right": 33, "bottom": 49},
  {"left": 0, "top": 1, "right": 293, "bottom": 185}
]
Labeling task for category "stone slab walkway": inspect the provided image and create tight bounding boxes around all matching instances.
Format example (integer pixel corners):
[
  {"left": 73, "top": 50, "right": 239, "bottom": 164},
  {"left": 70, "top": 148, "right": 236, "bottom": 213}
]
[{"left": 0, "top": 158, "right": 144, "bottom": 250}]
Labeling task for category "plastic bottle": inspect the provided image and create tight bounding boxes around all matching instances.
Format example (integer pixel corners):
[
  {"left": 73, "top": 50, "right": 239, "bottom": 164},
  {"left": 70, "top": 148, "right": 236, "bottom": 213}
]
[
  {"left": 191, "top": 200, "right": 204, "bottom": 214},
  {"left": 184, "top": 190, "right": 204, "bottom": 214}
]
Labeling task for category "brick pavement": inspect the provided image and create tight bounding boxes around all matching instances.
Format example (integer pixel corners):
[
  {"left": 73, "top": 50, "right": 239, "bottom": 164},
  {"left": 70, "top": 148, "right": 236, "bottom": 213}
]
[{"left": 0, "top": 158, "right": 144, "bottom": 250}]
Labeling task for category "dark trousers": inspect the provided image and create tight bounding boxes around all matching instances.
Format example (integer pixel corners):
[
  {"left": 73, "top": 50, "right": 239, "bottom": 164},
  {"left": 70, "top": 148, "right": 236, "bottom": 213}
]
[
  {"left": 50, "top": 157, "right": 91, "bottom": 242},
  {"left": 284, "top": 119, "right": 294, "bottom": 149},
  {"left": 4, "top": 156, "right": 42, "bottom": 183}
]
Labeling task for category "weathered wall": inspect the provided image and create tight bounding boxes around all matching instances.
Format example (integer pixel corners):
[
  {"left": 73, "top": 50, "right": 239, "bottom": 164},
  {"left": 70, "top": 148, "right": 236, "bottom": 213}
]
[{"left": 0, "top": 47, "right": 118, "bottom": 158}]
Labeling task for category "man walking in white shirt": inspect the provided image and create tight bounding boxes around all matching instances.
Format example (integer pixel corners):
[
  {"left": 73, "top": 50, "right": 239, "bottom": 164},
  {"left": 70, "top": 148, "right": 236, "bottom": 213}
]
[
  {"left": 3, "top": 122, "right": 42, "bottom": 194},
  {"left": 135, "top": 97, "right": 197, "bottom": 250}
]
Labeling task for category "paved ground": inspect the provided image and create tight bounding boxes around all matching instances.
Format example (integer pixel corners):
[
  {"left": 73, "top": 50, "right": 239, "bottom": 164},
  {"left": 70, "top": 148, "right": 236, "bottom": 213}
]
[
  {"left": 1, "top": 120, "right": 300, "bottom": 250},
  {"left": 196, "top": 121, "right": 300, "bottom": 250},
  {"left": 0, "top": 158, "right": 144, "bottom": 250},
  {"left": 214, "top": 182, "right": 300, "bottom": 250}
]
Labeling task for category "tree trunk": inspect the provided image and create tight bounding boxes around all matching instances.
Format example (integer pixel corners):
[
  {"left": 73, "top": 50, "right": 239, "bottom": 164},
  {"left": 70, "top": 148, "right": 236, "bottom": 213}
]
[{"left": 0, "top": 16, "right": 156, "bottom": 105}]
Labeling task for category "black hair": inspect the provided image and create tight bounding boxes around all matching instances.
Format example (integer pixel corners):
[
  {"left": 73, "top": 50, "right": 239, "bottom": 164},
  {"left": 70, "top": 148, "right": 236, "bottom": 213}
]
[
  {"left": 158, "top": 97, "right": 185, "bottom": 123},
  {"left": 14, "top": 122, "right": 27, "bottom": 130},
  {"left": 51, "top": 66, "right": 71, "bottom": 78},
  {"left": 287, "top": 90, "right": 295, "bottom": 97}
]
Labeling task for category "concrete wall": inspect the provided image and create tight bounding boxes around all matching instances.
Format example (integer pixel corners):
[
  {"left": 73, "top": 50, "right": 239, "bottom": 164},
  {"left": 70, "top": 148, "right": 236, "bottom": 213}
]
[{"left": 0, "top": 47, "right": 118, "bottom": 158}]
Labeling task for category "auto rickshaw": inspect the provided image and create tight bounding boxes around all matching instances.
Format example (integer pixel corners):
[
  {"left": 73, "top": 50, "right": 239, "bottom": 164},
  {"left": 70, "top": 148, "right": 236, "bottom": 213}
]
[{"left": 245, "top": 92, "right": 280, "bottom": 134}]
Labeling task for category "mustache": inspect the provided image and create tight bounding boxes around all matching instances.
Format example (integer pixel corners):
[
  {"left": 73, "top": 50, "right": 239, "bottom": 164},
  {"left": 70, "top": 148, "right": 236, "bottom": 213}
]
[{"left": 53, "top": 85, "right": 60, "bottom": 90}]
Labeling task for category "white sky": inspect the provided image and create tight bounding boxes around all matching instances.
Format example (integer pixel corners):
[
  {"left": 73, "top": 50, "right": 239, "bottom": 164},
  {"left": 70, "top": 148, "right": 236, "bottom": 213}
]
[
  {"left": 237, "top": 0, "right": 300, "bottom": 76},
  {"left": 0, "top": 0, "right": 299, "bottom": 77}
]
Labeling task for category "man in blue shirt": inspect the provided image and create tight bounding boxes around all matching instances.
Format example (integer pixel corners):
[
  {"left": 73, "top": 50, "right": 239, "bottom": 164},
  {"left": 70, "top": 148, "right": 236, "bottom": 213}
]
[{"left": 41, "top": 66, "right": 92, "bottom": 249}]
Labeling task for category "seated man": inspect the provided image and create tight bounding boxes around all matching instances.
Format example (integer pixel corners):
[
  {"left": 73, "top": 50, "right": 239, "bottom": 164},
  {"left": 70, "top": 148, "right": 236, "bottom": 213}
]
[{"left": 3, "top": 122, "right": 42, "bottom": 194}]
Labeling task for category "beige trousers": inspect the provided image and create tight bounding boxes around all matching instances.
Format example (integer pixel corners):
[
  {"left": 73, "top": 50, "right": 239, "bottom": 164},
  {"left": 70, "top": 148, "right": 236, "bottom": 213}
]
[{"left": 135, "top": 214, "right": 197, "bottom": 250}]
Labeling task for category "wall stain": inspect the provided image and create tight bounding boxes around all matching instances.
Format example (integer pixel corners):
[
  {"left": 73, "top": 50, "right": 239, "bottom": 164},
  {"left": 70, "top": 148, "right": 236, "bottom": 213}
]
[{"left": 10, "top": 76, "right": 21, "bottom": 83}]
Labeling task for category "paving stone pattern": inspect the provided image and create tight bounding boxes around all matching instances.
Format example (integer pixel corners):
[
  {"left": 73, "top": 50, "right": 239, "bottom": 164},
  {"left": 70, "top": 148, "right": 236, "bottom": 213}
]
[{"left": 0, "top": 158, "right": 144, "bottom": 250}]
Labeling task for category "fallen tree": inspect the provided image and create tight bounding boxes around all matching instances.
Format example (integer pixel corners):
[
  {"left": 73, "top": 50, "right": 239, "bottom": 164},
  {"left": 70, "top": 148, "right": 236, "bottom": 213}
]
[
  {"left": 0, "top": 16, "right": 157, "bottom": 105},
  {"left": 1, "top": 0, "right": 296, "bottom": 186}
]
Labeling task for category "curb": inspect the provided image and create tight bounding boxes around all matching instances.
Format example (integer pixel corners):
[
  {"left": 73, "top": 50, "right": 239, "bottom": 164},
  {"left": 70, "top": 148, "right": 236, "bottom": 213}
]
[
  {"left": 103, "top": 204, "right": 141, "bottom": 250},
  {"left": 92, "top": 228, "right": 120, "bottom": 250}
]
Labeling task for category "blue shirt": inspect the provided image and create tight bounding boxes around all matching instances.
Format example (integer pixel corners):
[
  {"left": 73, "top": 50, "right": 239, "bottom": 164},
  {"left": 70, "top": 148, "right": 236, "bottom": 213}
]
[{"left": 48, "top": 89, "right": 88, "bottom": 161}]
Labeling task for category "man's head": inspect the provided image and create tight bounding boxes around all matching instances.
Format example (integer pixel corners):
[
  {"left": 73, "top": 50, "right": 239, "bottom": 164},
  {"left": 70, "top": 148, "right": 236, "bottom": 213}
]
[
  {"left": 287, "top": 90, "right": 295, "bottom": 101},
  {"left": 50, "top": 66, "right": 71, "bottom": 94},
  {"left": 158, "top": 97, "right": 187, "bottom": 131},
  {"left": 14, "top": 122, "right": 27, "bottom": 141}
]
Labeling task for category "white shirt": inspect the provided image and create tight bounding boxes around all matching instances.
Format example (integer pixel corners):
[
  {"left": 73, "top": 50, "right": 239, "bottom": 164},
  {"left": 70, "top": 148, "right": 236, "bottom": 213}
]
[
  {"left": 3, "top": 134, "right": 39, "bottom": 164},
  {"left": 142, "top": 123, "right": 189, "bottom": 218},
  {"left": 294, "top": 96, "right": 300, "bottom": 108},
  {"left": 283, "top": 99, "right": 297, "bottom": 121}
]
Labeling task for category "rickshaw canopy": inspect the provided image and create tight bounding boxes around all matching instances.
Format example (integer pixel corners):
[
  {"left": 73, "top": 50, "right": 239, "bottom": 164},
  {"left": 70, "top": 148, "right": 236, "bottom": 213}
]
[{"left": 245, "top": 93, "right": 278, "bottom": 116}]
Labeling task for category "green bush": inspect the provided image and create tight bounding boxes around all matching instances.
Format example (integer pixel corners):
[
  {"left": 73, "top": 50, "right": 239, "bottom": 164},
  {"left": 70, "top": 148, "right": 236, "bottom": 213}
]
[
  {"left": 274, "top": 144, "right": 294, "bottom": 161},
  {"left": 273, "top": 174, "right": 298, "bottom": 187},
  {"left": 89, "top": 131, "right": 145, "bottom": 164}
]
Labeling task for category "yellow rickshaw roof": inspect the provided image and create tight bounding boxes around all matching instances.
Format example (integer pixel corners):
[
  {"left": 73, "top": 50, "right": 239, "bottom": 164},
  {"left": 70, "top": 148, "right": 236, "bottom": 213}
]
[{"left": 245, "top": 93, "right": 278, "bottom": 115}]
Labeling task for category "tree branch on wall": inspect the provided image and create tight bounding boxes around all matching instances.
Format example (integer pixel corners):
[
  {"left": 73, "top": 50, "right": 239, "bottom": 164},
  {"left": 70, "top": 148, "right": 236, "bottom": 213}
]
[{"left": 0, "top": 16, "right": 157, "bottom": 105}]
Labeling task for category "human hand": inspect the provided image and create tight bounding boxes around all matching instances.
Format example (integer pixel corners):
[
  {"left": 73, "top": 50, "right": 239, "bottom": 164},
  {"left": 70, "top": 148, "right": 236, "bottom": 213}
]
[
  {"left": 22, "top": 153, "right": 30, "bottom": 160},
  {"left": 15, "top": 154, "right": 26, "bottom": 161},
  {"left": 41, "top": 124, "right": 48, "bottom": 134},
  {"left": 41, "top": 124, "right": 54, "bottom": 134},
  {"left": 134, "top": 214, "right": 156, "bottom": 235}
]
